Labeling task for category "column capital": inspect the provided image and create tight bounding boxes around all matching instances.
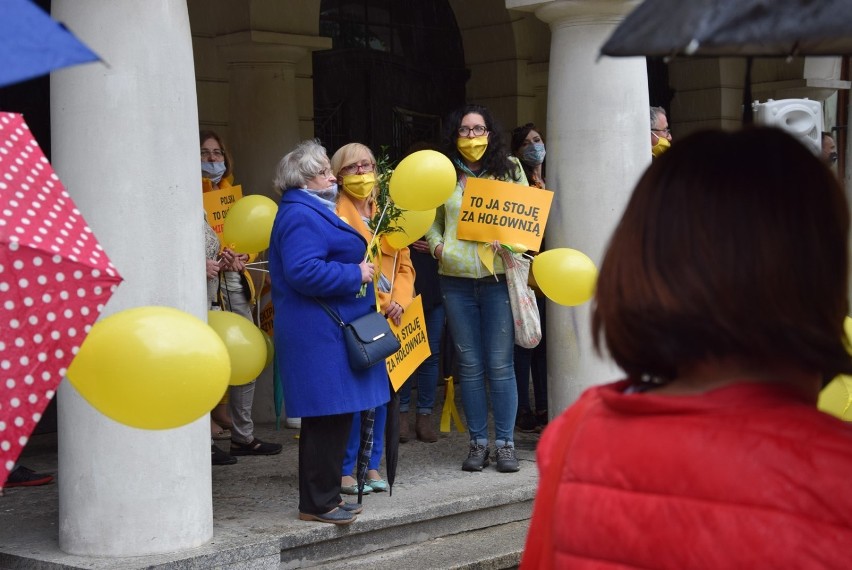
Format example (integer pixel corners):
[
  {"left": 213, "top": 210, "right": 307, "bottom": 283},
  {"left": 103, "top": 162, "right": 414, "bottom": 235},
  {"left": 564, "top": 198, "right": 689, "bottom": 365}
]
[
  {"left": 215, "top": 31, "right": 331, "bottom": 65},
  {"left": 507, "top": 0, "right": 640, "bottom": 24}
]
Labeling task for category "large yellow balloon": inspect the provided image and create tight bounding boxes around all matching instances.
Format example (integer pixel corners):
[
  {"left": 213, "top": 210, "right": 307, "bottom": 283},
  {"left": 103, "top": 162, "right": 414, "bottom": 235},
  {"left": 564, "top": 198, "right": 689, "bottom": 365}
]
[
  {"left": 385, "top": 208, "right": 436, "bottom": 249},
  {"left": 67, "top": 306, "right": 231, "bottom": 430},
  {"left": 532, "top": 248, "right": 598, "bottom": 306},
  {"left": 389, "top": 150, "right": 456, "bottom": 211},
  {"left": 818, "top": 375, "right": 852, "bottom": 420},
  {"left": 207, "top": 310, "right": 267, "bottom": 385},
  {"left": 222, "top": 194, "right": 278, "bottom": 254}
]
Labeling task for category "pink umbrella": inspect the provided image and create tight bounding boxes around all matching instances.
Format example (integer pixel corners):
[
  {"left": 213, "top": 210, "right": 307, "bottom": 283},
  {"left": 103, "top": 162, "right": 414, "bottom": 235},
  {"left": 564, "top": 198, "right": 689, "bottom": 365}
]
[{"left": 0, "top": 112, "right": 122, "bottom": 488}]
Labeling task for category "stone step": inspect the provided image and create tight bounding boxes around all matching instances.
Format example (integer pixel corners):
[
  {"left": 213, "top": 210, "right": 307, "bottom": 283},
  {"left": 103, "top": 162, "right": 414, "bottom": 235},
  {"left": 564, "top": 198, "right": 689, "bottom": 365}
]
[
  {"left": 307, "top": 519, "right": 528, "bottom": 569},
  {"left": 279, "top": 483, "right": 534, "bottom": 568}
]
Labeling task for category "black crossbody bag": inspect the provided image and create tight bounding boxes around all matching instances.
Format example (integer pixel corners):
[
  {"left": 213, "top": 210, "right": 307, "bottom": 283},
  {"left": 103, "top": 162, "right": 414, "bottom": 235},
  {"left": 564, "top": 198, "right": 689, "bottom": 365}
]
[{"left": 315, "top": 298, "right": 401, "bottom": 370}]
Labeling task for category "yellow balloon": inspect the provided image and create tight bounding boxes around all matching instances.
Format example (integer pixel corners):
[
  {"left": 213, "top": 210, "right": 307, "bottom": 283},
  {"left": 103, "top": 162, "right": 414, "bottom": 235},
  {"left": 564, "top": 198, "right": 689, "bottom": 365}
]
[
  {"left": 67, "top": 306, "right": 230, "bottom": 430},
  {"left": 221, "top": 194, "right": 278, "bottom": 254},
  {"left": 262, "top": 330, "right": 275, "bottom": 369},
  {"left": 532, "top": 248, "right": 598, "bottom": 306},
  {"left": 818, "top": 375, "right": 852, "bottom": 421},
  {"left": 207, "top": 310, "right": 267, "bottom": 385},
  {"left": 385, "top": 208, "right": 436, "bottom": 249},
  {"left": 389, "top": 150, "right": 456, "bottom": 211}
]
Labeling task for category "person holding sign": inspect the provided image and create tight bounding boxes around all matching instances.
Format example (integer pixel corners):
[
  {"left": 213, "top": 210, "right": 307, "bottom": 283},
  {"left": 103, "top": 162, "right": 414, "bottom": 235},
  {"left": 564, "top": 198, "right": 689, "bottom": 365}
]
[
  {"left": 510, "top": 123, "right": 549, "bottom": 433},
  {"left": 269, "top": 139, "right": 387, "bottom": 525},
  {"left": 331, "top": 143, "right": 416, "bottom": 494},
  {"left": 201, "top": 130, "right": 282, "bottom": 459},
  {"left": 425, "top": 104, "right": 528, "bottom": 474}
]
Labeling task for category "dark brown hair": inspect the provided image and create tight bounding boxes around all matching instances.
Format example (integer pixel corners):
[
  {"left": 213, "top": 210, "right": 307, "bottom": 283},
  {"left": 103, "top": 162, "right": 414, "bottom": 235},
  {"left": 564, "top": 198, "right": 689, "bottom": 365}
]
[
  {"left": 592, "top": 127, "right": 852, "bottom": 383},
  {"left": 199, "top": 129, "right": 232, "bottom": 181}
]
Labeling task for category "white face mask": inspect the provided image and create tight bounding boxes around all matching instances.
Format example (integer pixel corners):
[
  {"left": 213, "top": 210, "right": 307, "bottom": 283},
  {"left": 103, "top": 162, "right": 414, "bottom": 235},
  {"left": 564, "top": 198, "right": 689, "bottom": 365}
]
[
  {"left": 310, "top": 183, "right": 338, "bottom": 202},
  {"left": 201, "top": 161, "right": 226, "bottom": 184}
]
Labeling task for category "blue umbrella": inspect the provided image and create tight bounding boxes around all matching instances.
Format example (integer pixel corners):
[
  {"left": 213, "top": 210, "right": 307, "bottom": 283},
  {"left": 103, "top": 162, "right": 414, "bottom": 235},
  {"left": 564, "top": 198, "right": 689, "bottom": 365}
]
[{"left": 1, "top": 0, "right": 100, "bottom": 88}]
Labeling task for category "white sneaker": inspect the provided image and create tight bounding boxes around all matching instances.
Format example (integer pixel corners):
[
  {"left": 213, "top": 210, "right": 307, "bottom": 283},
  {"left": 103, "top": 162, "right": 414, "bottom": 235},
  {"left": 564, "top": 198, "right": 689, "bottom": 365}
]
[{"left": 285, "top": 417, "right": 301, "bottom": 429}]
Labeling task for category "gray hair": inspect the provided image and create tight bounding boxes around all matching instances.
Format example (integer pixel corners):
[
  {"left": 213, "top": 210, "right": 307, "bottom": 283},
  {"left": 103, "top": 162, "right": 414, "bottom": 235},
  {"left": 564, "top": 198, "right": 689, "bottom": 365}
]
[
  {"left": 650, "top": 106, "right": 667, "bottom": 129},
  {"left": 273, "top": 139, "right": 328, "bottom": 191}
]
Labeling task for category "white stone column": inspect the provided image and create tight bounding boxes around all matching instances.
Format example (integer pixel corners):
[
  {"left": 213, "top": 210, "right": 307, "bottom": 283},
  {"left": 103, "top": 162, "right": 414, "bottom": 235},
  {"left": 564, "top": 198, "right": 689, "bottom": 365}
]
[
  {"left": 51, "top": 1, "right": 211, "bottom": 556},
  {"left": 217, "top": 32, "right": 331, "bottom": 200},
  {"left": 507, "top": 0, "right": 650, "bottom": 415}
]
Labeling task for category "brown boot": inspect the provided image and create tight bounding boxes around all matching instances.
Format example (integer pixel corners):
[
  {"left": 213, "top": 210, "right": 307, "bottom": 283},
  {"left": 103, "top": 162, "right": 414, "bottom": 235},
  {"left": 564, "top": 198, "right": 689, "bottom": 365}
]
[
  {"left": 415, "top": 413, "right": 438, "bottom": 443},
  {"left": 399, "top": 411, "right": 411, "bottom": 443}
]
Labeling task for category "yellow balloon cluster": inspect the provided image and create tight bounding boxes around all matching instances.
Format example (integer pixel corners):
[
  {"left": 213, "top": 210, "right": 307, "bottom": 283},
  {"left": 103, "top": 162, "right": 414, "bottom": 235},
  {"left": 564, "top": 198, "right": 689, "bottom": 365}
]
[
  {"left": 385, "top": 208, "right": 436, "bottom": 249},
  {"left": 222, "top": 194, "right": 278, "bottom": 254},
  {"left": 389, "top": 150, "right": 456, "bottom": 211},
  {"left": 532, "top": 248, "right": 597, "bottom": 306},
  {"left": 67, "top": 306, "right": 231, "bottom": 430},
  {"left": 207, "top": 310, "right": 268, "bottom": 385}
]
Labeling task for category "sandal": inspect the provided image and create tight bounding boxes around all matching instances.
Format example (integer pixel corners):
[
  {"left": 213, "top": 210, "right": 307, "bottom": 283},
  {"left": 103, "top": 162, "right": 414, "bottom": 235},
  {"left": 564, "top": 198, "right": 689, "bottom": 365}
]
[
  {"left": 341, "top": 483, "right": 372, "bottom": 495},
  {"left": 366, "top": 478, "right": 388, "bottom": 492},
  {"left": 230, "top": 438, "right": 283, "bottom": 456}
]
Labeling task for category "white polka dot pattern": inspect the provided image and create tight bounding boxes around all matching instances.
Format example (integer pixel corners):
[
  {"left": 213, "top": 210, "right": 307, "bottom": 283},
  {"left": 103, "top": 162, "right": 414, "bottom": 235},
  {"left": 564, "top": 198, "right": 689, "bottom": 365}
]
[{"left": 0, "top": 113, "right": 122, "bottom": 488}]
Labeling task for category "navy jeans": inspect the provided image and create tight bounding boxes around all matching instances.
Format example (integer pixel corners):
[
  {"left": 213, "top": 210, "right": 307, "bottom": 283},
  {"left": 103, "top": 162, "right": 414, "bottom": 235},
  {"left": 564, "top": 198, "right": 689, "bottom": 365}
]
[{"left": 399, "top": 303, "right": 445, "bottom": 414}]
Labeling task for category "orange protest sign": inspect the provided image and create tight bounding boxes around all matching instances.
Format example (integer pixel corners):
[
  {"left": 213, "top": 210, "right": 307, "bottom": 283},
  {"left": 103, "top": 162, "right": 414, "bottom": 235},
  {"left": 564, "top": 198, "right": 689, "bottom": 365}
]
[
  {"left": 385, "top": 295, "right": 431, "bottom": 391},
  {"left": 456, "top": 178, "right": 553, "bottom": 251},
  {"left": 202, "top": 184, "right": 243, "bottom": 244}
]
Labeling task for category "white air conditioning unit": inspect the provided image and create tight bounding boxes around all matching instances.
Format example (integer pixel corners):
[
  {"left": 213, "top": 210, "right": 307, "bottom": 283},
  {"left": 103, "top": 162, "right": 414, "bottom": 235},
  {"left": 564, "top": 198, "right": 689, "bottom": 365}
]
[{"left": 752, "top": 98, "right": 822, "bottom": 156}]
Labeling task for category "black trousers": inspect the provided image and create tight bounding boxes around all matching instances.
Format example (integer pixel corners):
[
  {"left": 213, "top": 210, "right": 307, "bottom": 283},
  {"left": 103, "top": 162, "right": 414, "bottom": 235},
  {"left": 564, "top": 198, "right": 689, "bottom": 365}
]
[{"left": 298, "top": 412, "right": 354, "bottom": 514}]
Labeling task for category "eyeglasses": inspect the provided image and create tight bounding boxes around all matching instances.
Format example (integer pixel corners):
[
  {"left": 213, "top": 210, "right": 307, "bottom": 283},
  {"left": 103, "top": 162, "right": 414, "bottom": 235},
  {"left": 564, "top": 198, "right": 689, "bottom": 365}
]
[
  {"left": 201, "top": 149, "right": 225, "bottom": 159},
  {"left": 340, "top": 161, "right": 375, "bottom": 175},
  {"left": 458, "top": 125, "right": 488, "bottom": 137},
  {"left": 651, "top": 128, "right": 671, "bottom": 135},
  {"left": 313, "top": 168, "right": 332, "bottom": 178}
]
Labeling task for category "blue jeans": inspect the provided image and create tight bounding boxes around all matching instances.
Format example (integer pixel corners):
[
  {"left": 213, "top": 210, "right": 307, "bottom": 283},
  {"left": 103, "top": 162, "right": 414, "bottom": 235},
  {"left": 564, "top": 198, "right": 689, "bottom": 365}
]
[
  {"left": 440, "top": 275, "right": 517, "bottom": 446},
  {"left": 399, "top": 303, "right": 445, "bottom": 414},
  {"left": 342, "top": 403, "right": 387, "bottom": 474}
]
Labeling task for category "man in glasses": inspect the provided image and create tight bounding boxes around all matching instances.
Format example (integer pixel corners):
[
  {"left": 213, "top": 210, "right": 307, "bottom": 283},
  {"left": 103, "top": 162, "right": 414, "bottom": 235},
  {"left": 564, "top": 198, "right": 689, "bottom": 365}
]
[
  {"left": 650, "top": 106, "right": 672, "bottom": 158},
  {"left": 822, "top": 131, "right": 838, "bottom": 167}
]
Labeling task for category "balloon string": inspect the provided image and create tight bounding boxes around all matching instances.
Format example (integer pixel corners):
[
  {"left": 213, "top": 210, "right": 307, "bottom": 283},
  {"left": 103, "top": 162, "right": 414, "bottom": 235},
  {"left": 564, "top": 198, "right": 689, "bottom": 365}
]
[
  {"left": 245, "top": 267, "right": 269, "bottom": 274},
  {"left": 246, "top": 260, "right": 268, "bottom": 267}
]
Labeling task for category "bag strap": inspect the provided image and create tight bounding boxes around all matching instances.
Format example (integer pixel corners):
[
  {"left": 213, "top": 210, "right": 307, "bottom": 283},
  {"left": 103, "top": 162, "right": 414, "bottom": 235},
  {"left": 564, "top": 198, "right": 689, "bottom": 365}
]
[{"left": 314, "top": 297, "right": 344, "bottom": 327}]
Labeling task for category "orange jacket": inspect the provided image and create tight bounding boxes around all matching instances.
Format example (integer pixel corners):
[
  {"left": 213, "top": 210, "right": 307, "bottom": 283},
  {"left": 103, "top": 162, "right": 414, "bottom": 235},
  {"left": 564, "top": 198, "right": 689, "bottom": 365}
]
[{"left": 335, "top": 192, "right": 415, "bottom": 312}]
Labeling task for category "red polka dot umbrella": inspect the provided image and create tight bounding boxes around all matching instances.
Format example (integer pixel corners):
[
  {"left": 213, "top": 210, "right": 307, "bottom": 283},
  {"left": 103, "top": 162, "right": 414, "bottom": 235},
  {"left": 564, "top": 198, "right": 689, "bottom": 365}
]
[{"left": 0, "top": 112, "right": 122, "bottom": 488}]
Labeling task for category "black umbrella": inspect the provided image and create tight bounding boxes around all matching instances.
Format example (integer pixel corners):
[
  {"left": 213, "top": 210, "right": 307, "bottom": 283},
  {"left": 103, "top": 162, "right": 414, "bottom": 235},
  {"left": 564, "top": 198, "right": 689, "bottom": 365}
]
[
  {"left": 384, "top": 385, "right": 400, "bottom": 496},
  {"left": 600, "top": 0, "right": 852, "bottom": 123},
  {"left": 601, "top": 0, "right": 852, "bottom": 58},
  {"left": 355, "top": 408, "right": 375, "bottom": 504}
]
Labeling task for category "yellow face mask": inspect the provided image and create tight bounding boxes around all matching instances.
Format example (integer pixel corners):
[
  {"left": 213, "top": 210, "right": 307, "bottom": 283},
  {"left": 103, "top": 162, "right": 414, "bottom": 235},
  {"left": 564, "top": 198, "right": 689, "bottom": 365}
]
[
  {"left": 651, "top": 134, "right": 671, "bottom": 158},
  {"left": 341, "top": 173, "right": 376, "bottom": 199},
  {"left": 456, "top": 136, "right": 488, "bottom": 163}
]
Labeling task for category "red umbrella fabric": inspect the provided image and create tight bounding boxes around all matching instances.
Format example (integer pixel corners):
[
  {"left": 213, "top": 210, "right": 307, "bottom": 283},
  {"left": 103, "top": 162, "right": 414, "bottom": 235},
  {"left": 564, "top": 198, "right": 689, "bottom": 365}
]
[{"left": 0, "top": 112, "right": 122, "bottom": 488}]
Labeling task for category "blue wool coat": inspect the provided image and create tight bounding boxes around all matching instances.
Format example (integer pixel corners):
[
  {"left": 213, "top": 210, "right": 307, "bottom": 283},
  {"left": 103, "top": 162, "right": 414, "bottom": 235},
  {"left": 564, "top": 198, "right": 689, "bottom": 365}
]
[{"left": 268, "top": 188, "right": 390, "bottom": 418}]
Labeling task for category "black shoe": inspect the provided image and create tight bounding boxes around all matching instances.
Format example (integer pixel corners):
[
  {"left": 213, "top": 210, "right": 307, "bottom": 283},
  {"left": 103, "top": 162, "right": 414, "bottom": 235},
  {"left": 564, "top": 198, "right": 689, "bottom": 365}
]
[
  {"left": 338, "top": 501, "right": 364, "bottom": 515},
  {"left": 6, "top": 466, "right": 54, "bottom": 487},
  {"left": 462, "top": 442, "right": 490, "bottom": 471},
  {"left": 212, "top": 445, "right": 237, "bottom": 465},
  {"left": 495, "top": 443, "right": 520, "bottom": 473},
  {"left": 515, "top": 409, "right": 538, "bottom": 432},
  {"left": 230, "top": 438, "right": 283, "bottom": 456}
]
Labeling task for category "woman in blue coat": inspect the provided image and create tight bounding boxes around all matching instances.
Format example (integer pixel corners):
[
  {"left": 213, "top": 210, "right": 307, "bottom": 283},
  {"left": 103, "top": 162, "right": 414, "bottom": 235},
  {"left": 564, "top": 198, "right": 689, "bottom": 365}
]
[{"left": 268, "top": 139, "right": 389, "bottom": 525}]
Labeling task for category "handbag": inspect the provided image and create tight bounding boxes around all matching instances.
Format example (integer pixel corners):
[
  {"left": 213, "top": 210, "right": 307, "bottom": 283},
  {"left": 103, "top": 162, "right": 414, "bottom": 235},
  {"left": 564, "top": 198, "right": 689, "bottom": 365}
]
[
  {"left": 499, "top": 249, "right": 542, "bottom": 349},
  {"left": 315, "top": 299, "right": 401, "bottom": 371}
]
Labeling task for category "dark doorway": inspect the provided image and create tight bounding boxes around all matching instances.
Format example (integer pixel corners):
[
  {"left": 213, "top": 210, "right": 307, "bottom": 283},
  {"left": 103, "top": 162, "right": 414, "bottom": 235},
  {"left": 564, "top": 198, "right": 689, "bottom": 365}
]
[{"left": 314, "top": 0, "right": 468, "bottom": 161}]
